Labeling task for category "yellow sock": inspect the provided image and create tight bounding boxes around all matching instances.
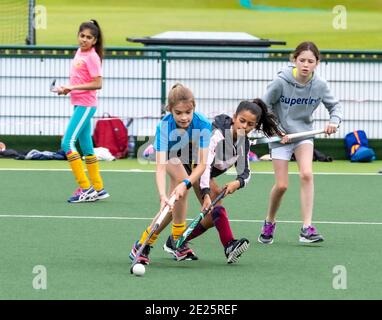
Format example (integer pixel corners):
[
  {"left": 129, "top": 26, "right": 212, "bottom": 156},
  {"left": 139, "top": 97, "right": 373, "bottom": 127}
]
[
  {"left": 85, "top": 155, "right": 103, "bottom": 191},
  {"left": 67, "top": 152, "right": 90, "bottom": 189},
  {"left": 172, "top": 222, "right": 186, "bottom": 241},
  {"left": 139, "top": 227, "right": 159, "bottom": 246}
]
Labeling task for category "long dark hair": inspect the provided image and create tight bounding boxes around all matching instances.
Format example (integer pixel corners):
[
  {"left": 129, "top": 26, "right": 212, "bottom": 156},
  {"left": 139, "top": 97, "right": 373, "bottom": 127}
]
[
  {"left": 78, "top": 19, "right": 104, "bottom": 61},
  {"left": 236, "top": 98, "right": 283, "bottom": 137}
]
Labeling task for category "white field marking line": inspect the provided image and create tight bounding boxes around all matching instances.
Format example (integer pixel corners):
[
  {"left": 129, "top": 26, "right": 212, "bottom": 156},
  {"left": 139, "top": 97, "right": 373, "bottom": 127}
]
[
  {"left": 0, "top": 214, "right": 148, "bottom": 220},
  {"left": 226, "top": 171, "right": 380, "bottom": 176},
  {"left": 0, "top": 214, "right": 381, "bottom": 225},
  {"left": 229, "top": 219, "right": 382, "bottom": 225},
  {"left": 0, "top": 168, "right": 379, "bottom": 176}
]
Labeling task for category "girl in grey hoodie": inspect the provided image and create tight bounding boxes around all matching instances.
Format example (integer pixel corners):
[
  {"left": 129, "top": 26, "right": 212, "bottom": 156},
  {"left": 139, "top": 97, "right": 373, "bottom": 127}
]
[{"left": 258, "top": 41, "right": 342, "bottom": 244}]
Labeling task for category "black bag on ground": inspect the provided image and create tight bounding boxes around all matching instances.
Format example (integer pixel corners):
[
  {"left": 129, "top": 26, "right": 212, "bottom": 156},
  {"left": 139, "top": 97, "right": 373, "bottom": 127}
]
[
  {"left": 313, "top": 149, "right": 333, "bottom": 162},
  {"left": 291, "top": 149, "right": 333, "bottom": 162}
]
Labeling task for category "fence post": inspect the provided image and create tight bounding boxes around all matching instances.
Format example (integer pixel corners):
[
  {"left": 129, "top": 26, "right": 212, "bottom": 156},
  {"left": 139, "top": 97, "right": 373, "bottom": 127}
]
[
  {"left": 160, "top": 49, "right": 167, "bottom": 117},
  {"left": 27, "top": 0, "right": 36, "bottom": 45}
]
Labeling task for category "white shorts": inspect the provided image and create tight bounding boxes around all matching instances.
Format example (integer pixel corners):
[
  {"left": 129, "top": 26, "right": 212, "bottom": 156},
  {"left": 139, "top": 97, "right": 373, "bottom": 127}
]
[{"left": 270, "top": 139, "right": 313, "bottom": 161}]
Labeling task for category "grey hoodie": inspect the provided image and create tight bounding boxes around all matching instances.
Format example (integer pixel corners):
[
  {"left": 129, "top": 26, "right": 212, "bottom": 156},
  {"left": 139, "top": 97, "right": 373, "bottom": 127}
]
[{"left": 263, "top": 65, "right": 342, "bottom": 136}]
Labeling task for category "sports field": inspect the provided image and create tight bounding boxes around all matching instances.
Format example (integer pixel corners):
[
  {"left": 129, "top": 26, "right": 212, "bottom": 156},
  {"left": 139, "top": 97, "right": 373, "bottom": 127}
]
[
  {"left": 35, "top": 0, "right": 382, "bottom": 49},
  {"left": 1, "top": 158, "right": 381, "bottom": 300}
]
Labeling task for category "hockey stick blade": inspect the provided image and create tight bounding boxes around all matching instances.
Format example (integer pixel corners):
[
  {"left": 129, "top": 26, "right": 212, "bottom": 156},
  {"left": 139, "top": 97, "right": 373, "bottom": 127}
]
[{"left": 130, "top": 195, "right": 176, "bottom": 273}]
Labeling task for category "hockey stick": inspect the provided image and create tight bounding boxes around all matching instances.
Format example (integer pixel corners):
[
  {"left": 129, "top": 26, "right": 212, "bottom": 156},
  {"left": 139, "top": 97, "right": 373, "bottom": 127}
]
[
  {"left": 249, "top": 128, "right": 326, "bottom": 146},
  {"left": 175, "top": 188, "right": 227, "bottom": 249},
  {"left": 130, "top": 194, "right": 176, "bottom": 273}
]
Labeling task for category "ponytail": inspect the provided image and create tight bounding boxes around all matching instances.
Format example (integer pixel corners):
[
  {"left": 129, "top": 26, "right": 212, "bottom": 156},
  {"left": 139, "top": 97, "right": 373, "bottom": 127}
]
[
  {"left": 252, "top": 98, "right": 283, "bottom": 137},
  {"left": 79, "top": 19, "right": 104, "bottom": 61}
]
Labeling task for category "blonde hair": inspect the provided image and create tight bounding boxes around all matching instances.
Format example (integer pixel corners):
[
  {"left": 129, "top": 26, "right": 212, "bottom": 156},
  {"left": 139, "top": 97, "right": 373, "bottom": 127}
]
[{"left": 167, "top": 83, "right": 195, "bottom": 111}]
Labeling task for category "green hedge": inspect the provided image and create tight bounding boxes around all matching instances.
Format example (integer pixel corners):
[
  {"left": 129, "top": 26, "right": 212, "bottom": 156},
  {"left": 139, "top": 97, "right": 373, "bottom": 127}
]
[
  {"left": 0, "top": 135, "right": 62, "bottom": 153},
  {"left": 1, "top": 135, "right": 382, "bottom": 160}
]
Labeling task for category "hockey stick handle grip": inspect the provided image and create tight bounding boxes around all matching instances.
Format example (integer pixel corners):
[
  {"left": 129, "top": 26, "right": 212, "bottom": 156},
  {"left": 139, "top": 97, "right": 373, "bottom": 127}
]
[
  {"left": 155, "top": 194, "right": 176, "bottom": 227},
  {"left": 254, "top": 128, "right": 327, "bottom": 144},
  {"left": 286, "top": 128, "right": 326, "bottom": 139}
]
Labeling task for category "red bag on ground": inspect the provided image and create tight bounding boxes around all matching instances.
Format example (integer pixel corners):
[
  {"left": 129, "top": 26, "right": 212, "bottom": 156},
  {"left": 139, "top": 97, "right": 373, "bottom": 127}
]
[{"left": 93, "top": 114, "right": 128, "bottom": 159}]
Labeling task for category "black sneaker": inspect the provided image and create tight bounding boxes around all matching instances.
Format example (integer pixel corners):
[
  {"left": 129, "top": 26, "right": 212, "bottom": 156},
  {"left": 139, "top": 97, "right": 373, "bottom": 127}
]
[
  {"left": 163, "top": 235, "right": 176, "bottom": 256},
  {"left": 163, "top": 235, "right": 198, "bottom": 261},
  {"left": 224, "top": 238, "right": 250, "bottom": 264},
  {"left": 299, "top": 225, "right": 324, "bottom": 243}
]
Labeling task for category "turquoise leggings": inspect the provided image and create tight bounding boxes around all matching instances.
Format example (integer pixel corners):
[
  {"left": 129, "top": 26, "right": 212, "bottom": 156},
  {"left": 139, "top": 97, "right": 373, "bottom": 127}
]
[{"left": 61, "top": 106, "right": 97, "bottom": 155}]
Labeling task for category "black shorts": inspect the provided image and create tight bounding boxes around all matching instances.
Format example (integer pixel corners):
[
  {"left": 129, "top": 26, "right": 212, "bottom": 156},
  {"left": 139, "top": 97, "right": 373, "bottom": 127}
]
[
  {"left": 168, "top": 142, "right": 195, "bottom": 176},
  {"left": 182, "top": 163, "right": 192, "bottom": 175}
]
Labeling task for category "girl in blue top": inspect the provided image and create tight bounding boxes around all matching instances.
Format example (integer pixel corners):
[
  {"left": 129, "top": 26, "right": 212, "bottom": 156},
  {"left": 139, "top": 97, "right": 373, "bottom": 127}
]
[
  {"left": 164, "top": 99, "right": 282, "bottom": 264},
  {"left": 130, "top": 83, "right": 212, "bottom": 265}
]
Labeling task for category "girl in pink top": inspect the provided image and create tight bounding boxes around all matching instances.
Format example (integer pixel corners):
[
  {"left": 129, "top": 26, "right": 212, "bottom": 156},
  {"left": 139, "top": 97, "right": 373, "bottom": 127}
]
[{"left": 56, "top": 20, "right": 109, "bottom": 203}]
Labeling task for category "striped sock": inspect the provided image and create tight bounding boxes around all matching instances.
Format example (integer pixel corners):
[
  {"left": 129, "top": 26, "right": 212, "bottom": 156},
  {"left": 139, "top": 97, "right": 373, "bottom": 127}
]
[
  {"left": 212, "top": 206, "right": 234, "bottom": 247},
  {"left": 172, "top": 222, "right": 186, "bottom": 241},
  {"left": 139, "top": 227, "right": 159, "bottom": 246},
  {"left": 85, "top": 155, "right": 103, "bottom": 191},
  {"left": 66, "top": 151, "right": 90, "bottom": 189}
]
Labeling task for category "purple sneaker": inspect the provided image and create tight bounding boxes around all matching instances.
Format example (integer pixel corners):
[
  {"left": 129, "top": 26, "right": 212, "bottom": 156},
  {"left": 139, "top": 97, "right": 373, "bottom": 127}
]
[
  {"left": 258, "top": 221, "right": 276, "bottom": 244},
  {"left": 299, "top": 225, "right": 324, "bottom": 243}
]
